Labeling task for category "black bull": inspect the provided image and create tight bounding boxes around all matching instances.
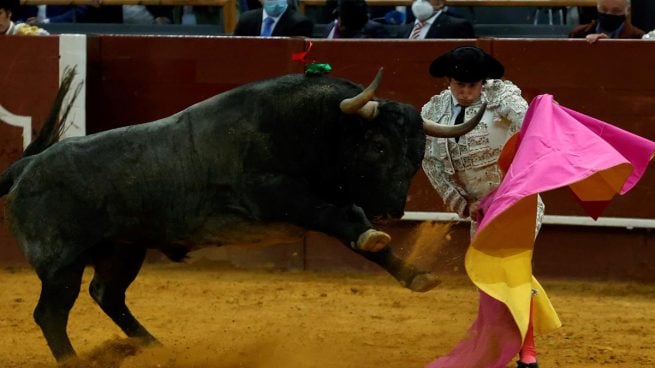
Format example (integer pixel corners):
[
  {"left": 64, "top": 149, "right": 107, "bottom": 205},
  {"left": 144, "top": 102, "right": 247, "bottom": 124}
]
[{"left": 0, "top": 68, "right": 481, "bottom": 362}]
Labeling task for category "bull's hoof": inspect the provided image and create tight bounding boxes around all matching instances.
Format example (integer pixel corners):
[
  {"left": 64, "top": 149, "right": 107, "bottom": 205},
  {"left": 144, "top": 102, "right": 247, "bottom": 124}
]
[
  {"left": 406, "top": 272, "right": 442, "bottom": 292},
  {"left": 355, "top": 229, "right": 391, "bottom": 252}
]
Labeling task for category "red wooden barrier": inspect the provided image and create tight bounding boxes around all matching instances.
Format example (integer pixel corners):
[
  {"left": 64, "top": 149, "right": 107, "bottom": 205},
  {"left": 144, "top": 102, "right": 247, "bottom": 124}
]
[
  {"left": 1, "top": 36, "right": 654, "bottom": 279},
  {"left": 0, "top": 36, "right": 60, "bottom": 264}
]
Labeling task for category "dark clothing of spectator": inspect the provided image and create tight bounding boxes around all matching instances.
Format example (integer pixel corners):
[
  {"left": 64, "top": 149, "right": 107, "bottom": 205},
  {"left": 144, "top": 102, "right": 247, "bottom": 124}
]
[
  {"left": 146, "top": 6, "right": 173, "bottom": 23},
  {"left": 241, "top": 0, "right": 262, "bottom": 11},
  {"left": 233, "top": 7, "right": 313, "bottom": 37},
  {"left": 577, "top": 6, "right": 597, "bottom": 24},
  {"left": 402, "top": 11, "right": 474, "bottom": 39},
  {"left": 46, "top": 5, "right": 123, "bottom": 23},
  {"left": 324, "top": 0, "right": 390, "bottom": 38},
  {"left": 569, "top": 19, "right": 645, "bottom": 39},
  {"left": 323, "top": 18, "right": 389, "bottom": 38},
  {"left": 11, "top": 5, "right": 37, "bottom": 22},
  {"left": 405, "top": 6, "right": 464, "bottom": 24}
]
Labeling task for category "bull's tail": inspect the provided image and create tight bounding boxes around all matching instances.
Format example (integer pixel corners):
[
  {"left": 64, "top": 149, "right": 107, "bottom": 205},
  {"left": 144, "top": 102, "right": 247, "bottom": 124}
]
[
  {"left": 24, "top": 66, "right": 82, "bottom": 156},
  {"left": 0, "top": 66, "right": 82, "bottom": 197}
]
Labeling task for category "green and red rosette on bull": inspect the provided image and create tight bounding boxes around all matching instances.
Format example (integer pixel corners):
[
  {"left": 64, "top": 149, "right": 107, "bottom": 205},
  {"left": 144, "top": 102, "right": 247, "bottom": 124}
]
[{"left": 291, "top": 41, "right": 332, "bottom": 76}]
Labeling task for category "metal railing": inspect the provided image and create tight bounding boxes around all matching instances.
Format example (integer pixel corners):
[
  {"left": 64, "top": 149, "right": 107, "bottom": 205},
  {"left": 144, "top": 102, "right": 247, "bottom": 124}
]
[{"left": 403, "top": 211, "right": 655, "bottom": 229}]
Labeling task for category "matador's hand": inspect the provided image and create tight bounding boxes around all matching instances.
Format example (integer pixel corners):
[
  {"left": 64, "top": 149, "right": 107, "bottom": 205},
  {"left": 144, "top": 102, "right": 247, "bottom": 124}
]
[{"left": 468, "top": 201, "right": 483, "bottom": 222}]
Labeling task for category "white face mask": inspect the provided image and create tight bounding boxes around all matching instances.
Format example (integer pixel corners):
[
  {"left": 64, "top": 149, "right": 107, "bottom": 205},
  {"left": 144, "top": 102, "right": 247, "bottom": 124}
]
[{"left": 411, "top": 0, "right": 434, "bottom": 22}]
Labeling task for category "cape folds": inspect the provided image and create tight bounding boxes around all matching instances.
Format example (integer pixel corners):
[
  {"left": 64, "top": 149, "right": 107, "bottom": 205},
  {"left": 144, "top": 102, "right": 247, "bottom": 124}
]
[{"left": 427, "top": 94, "right": 655, "bottom": 368}]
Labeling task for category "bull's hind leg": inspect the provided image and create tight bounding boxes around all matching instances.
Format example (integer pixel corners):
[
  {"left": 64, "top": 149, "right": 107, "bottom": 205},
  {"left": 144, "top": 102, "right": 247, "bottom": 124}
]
[
  {"left": 33, "top": 261, "right": 86, "bottom": 361},
  {"left": 89, "top": 244, "right": 157, "bottom": 344}
]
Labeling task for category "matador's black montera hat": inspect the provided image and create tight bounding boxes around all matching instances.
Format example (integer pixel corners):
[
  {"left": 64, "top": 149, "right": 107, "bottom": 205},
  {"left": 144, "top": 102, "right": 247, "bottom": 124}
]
[{"left": 429, "top": 46, "right": 505, "bottom": 82}]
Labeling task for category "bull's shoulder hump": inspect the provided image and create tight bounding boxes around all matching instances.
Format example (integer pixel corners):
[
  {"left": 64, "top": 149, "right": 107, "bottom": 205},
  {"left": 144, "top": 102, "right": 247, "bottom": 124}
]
[{"left": 186, "top": 74, "right": 355, "bottom": 107}]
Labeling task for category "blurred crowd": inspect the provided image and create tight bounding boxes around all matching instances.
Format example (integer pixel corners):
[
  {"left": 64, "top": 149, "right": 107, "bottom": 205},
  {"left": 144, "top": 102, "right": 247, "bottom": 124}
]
[{"left": 1, "top": 0, "right": 654, "bottom": 40}]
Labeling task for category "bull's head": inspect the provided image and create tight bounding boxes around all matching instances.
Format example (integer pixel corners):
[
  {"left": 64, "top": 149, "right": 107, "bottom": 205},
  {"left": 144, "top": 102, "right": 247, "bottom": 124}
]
[
  {"left": 336, "top": 68, "right": 484, "bottom": 221},
  {"left": 340, "top": 68, "right": 485, "bottom": 138}
]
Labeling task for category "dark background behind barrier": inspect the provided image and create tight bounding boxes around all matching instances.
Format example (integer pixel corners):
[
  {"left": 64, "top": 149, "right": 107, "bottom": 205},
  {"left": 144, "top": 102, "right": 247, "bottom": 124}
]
[
  {"left": 632, "top": 0, "right": 655, "bottom": 35},
  {"left": 1, "top": 36, "right": 654, "bottom": 280}
]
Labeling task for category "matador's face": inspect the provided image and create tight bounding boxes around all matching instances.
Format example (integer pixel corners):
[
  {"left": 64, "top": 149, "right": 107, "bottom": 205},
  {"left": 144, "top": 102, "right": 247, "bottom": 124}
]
[{"left": 448, "top": 78, "right": 483, "bottom": 107}]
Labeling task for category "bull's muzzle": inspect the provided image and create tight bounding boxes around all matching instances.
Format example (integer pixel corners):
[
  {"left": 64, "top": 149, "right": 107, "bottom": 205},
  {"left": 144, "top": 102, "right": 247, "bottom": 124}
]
[{"left": 422, "top": 102, "right": 487, "bottom": 138}]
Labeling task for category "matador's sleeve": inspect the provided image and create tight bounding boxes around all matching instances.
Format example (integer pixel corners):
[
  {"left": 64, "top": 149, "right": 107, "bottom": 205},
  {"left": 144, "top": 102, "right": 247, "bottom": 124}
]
[
  {"left": 421, "top": 94, "right": 469, "bottom": 217},
  {"left": 486, "top": 79, "right": 528, "bottom": 139}
]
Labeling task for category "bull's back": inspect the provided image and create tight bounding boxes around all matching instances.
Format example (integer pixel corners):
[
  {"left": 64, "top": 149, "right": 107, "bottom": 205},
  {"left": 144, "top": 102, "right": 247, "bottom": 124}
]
[
  {"left": 6, "top": 73, "right": 362, "bottom": 250},
  {"left": 7, "top": 108, "right": 252, "bottom": 242}
]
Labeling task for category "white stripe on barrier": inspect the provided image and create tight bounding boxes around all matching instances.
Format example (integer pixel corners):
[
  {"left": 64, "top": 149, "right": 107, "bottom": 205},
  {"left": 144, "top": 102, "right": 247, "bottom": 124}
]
[
  {"left": 59, "top": 34, "right": 87, "bottom": 138},
  {"left": 0, "top": 105, "right": 32, "bottom": 149},
  {"left": 402, "top": 211, "right": 655, "bottom": 229}
]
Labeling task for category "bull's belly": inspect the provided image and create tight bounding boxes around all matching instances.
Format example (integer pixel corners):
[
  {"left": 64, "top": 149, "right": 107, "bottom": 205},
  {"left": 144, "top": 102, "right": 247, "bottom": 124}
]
[{"left": 192, "top": 221, "right": 307, "bottom": 248}]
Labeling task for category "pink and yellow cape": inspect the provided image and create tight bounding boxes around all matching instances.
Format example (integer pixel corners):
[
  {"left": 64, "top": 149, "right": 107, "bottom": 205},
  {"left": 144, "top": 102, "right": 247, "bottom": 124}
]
[{"left": 427, "top": 94, "right": 655, "bottom": 368}]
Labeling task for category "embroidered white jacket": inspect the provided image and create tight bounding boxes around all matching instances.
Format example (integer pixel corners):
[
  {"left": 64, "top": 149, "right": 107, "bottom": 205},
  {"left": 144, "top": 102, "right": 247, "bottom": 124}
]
[{"left": 421, "top": 79, "right": 527, "bottom": 218}]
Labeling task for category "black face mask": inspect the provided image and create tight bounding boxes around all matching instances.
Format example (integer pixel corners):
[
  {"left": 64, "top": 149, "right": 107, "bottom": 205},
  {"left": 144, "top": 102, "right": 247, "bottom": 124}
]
[{"left": 597, "top": 12, "right": 626, "bottom": 33}]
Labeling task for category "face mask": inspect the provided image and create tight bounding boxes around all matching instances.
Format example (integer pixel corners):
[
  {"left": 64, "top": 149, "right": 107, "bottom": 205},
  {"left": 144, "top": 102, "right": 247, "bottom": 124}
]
[
  {"left": 597, "top": 12, "right": 625, "bottom": 33},
  {"left": 411, "top": 0, "right": 434, "bottom": 22},
  {"left": 263, "top": 0, "right": 288, "bottom": 18}
]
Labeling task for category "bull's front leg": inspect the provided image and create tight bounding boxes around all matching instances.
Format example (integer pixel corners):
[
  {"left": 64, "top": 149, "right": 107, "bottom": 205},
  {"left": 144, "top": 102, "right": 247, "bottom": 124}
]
[
  {"left": 311, "top": 202, "right": 393, "bottom": 252},
  {"left": 358, "top": 247, "right": 442, "bottom": 292},
  {"left": 244, "top": 173, "right": 388, "bottom": 252},
  {"left": 243, "top": 174, "right": 441, "bottom": 292}
]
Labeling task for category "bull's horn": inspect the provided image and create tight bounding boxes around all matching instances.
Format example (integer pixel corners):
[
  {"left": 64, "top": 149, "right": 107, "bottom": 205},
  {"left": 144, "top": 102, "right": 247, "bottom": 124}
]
[
  {"left": 340, "top": 68, "right": 383, "bottom": 115},
  {"left": 356, "top": 101, "right": 379, "bottom": 121},
  {"left": 423, "top": 103, "right": 487, "bottom": 138}
]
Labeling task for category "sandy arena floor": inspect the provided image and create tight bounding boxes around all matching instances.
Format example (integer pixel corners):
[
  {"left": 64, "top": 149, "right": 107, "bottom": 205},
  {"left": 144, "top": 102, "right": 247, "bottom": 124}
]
[{"left": 1, "top": 262, "right": 654, "bottom": 368}]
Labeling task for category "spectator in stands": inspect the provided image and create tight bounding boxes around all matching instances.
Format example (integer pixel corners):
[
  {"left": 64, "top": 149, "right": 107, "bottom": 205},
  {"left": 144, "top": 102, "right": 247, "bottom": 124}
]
[
  {"left": 123, "top": 6, "right": 173, "bottom": 24},
  {"left": 10, "top": 4, "right": 37, "bottom": 23},
  {"left": 576, "top": 6, "right": 597, "bottom": 24},
  {"left": 28, "top": 4, "right": 123, "bottom": 24},
  {"left": 174, "top": 6, "right": 221, "bottom": 26},
  {"left": 233, "top": 0, "right": 313, "bottom": 37},
  {"left": 324, "top": 0, "right": 389, "bottom": 39},
  {"left": 643, "top": 29, "right": 655, "bottom": 39},
  {"left": 240, "top": 0, "right": 263, "bottom": 12},
  {"left": 569, "top": 0, "right": 644, "bottom": 43},
  {"left": 403, "top": 0, "right": 474, "bottom": 39},
  {"left": 318, "top": 0, "right": 339, "bottom": 24},
  {"left": 421, "top": 46, "right": 542, "bottom": 368},
  {"left": 0, "top": 0, "right": 47, "bottom": 35}
]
